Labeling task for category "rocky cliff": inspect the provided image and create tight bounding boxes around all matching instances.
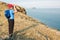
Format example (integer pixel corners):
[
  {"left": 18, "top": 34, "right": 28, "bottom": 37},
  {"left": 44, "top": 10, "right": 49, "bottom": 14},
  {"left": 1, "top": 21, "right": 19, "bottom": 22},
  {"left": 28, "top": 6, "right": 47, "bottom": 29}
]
[{"left": 0, "top": 1, "right": 60, "bottom": 40}]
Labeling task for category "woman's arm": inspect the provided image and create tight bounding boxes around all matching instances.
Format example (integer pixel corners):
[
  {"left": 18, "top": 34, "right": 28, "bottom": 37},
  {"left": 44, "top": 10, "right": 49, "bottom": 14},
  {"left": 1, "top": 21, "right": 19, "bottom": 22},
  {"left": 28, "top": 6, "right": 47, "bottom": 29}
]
[{"left": 13, "top": 5, "right": 17, "bottom": 13}]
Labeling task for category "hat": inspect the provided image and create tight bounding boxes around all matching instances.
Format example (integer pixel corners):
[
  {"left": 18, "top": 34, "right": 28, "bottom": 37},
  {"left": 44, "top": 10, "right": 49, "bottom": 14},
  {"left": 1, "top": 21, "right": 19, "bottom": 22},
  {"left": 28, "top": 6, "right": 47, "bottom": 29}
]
[{"left": 7, "top": 4, "right": 14, "bottom": 8}]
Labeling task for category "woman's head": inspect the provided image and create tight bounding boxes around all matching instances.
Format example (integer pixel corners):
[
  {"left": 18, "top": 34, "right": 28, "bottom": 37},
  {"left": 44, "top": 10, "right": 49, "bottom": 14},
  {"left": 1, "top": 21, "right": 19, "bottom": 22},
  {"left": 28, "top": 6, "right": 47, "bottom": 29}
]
[{"left": 7, "top": 4, "right": 14, "bottom": 9}]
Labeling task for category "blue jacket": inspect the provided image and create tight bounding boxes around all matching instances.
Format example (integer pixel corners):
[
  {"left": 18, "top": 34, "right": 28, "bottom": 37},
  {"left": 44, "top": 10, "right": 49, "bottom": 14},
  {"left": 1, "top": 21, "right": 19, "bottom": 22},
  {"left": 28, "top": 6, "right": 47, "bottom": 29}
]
[{"left": 5, "top": 9, "right": 14, "bottom": 19}]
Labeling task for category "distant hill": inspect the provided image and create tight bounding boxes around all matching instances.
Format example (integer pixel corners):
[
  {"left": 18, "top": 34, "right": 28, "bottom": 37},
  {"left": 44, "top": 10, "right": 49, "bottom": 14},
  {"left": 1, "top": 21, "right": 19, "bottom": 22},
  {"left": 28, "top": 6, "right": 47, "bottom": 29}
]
[{"left": 0, "top": 1, "right": 60, "bottom": 40}]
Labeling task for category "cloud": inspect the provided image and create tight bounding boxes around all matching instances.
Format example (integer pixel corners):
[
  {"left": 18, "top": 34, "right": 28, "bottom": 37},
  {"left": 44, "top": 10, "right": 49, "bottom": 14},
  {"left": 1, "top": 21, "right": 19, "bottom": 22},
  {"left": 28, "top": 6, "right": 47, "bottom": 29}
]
[{"left": 20, "top": 1, "right": 60, "bottom": 8}]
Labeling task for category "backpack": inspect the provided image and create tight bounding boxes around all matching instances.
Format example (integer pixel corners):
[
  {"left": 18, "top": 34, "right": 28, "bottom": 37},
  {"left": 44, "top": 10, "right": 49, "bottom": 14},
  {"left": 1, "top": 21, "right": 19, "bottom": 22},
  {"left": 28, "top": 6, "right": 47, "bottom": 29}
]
[{"left": 5, "top": 10, "right": 10, "bottom": 19}]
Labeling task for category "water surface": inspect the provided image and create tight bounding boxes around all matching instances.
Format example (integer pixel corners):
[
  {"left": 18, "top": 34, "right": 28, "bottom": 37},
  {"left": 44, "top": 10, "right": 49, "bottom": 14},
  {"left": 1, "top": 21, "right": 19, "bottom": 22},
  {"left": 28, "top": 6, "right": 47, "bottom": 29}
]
[{"left": 26, "top": 8, "right": 60, "bottom": 30}]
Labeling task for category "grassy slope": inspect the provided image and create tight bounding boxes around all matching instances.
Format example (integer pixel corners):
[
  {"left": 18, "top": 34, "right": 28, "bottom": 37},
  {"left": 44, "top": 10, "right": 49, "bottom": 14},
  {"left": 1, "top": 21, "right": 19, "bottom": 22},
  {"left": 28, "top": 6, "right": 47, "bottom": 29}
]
[{"left": 0, "top": 1, "right": 60, "bottom": 40}]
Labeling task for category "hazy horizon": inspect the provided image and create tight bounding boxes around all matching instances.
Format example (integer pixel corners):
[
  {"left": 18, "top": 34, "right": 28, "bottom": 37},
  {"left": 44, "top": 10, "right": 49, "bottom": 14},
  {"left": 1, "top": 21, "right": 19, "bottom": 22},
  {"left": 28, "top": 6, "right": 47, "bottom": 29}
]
[{"left": 0, "top": 0, "right": 60, "bottom": 8}]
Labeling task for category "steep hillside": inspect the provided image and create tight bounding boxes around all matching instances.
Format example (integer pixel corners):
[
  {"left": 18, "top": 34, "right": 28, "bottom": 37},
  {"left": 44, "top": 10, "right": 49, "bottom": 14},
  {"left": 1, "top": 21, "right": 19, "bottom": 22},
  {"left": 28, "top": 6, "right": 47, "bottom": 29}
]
[{"left": 0, "top": 1, "right": 60, "bottom": 40}]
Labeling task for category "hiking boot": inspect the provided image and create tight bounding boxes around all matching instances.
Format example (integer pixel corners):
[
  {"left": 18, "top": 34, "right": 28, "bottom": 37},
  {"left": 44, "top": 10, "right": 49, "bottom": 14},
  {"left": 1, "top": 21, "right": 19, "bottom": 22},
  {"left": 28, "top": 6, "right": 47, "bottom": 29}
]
[{"left": 4, "top": 34, "right": 13, "bottom": 40}]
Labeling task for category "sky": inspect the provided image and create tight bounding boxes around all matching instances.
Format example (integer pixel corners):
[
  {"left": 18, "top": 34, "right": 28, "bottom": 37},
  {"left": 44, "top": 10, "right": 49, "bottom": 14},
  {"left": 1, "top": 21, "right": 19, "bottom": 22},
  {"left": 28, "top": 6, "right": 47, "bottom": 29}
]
[{"left": 0, "top": 0, "right": 60, "bottom": 8}]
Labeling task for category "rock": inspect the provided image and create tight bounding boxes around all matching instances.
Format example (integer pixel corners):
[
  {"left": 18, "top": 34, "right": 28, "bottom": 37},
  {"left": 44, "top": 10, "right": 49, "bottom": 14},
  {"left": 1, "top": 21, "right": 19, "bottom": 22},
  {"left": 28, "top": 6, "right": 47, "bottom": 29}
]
[{"left": 15, "top": 6, "right": 27, "bottom": 14}]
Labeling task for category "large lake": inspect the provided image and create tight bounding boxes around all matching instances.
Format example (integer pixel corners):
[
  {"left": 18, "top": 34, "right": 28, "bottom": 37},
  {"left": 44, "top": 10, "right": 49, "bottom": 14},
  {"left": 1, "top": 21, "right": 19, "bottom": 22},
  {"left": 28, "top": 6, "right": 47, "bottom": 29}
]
[{"left": 26, "top": 8, "right": 60, "bottom": 30}]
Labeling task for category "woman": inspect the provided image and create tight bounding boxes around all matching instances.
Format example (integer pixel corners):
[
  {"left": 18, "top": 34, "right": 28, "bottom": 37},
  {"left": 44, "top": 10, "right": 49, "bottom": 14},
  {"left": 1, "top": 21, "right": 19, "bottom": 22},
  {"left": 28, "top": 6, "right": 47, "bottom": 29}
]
[{"left": 5, "top": 4, "right": 17, "bottom": 38}]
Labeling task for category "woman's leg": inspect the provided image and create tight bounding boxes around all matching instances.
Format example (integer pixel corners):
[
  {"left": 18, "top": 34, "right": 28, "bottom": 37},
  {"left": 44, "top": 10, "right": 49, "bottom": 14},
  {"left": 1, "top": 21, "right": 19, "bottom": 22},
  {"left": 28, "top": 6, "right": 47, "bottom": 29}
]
[{"left": 8, "top": 19, "right": 14, "bottom": 37}]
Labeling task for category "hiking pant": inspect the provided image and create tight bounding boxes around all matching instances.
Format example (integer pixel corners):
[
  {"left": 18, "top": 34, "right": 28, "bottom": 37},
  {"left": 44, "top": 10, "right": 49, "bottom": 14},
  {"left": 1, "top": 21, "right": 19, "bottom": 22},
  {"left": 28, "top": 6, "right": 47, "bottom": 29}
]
[{"left": 8, "top": 19, "right": 14, "bottom": 35}]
